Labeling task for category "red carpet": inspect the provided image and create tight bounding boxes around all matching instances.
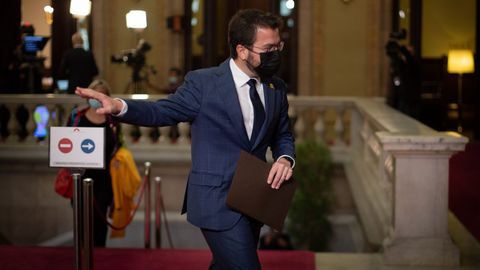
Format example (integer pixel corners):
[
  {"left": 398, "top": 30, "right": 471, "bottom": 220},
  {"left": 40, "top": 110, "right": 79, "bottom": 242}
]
[
  {"left": 449, "top": 142, "right": 480, "bottom": 241},
  {"left": 0, "top": 245, "right": 314, "bottom": 270}
]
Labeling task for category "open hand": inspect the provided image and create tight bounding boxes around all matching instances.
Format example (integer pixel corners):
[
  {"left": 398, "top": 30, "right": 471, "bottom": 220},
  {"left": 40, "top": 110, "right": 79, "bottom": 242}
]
[{"left": 75, "top": 87, "right": 123, "bottom": 115}]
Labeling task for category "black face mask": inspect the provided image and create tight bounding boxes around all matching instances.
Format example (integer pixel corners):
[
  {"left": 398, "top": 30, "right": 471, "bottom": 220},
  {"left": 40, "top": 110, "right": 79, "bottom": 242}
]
[{"left": 254, "top": 50, "right": 281, "bottom": 79}]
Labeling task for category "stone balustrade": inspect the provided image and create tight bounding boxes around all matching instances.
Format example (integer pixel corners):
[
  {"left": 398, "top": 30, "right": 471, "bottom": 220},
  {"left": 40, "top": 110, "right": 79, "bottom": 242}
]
[
  {"left": 0, "top": 94, "right": 354, "bottom": 162},
  {"left": 0, "top": 94, "right": 468, "bottom": 266},
  {"left": 347, "top": 98, "right": 468, "bottom": 266}
]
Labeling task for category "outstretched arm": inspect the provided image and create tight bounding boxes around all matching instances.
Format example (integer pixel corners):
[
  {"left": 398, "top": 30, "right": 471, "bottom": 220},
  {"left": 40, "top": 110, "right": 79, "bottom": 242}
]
[{"left": 76, "top": 70, "right": 202, "bottom": 127}]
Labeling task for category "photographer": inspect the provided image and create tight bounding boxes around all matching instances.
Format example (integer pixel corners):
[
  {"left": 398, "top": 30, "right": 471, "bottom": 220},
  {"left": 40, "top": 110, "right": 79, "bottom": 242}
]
[{"left": 59, "top": 33, "right": 99, "bottom": 94}]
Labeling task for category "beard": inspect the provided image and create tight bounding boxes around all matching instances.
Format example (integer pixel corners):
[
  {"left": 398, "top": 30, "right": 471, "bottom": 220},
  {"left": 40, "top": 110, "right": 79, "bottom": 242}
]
[{"left": 245, "top": 52, "right": 259, "bottom": 78}]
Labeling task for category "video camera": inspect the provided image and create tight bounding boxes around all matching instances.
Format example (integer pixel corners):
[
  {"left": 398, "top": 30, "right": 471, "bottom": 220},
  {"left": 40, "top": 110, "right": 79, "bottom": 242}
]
[{"left": 111, "top": 39, "right": 151, "bottom": 70}]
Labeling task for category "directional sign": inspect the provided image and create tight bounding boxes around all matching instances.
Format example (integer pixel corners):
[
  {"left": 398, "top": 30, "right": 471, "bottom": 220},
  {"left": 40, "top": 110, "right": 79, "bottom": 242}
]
[
  {"left": 49, "top": 127, "right": 105, "bottom": 169},
  {"left": 81, "top": 139, "right": 95, "bottom": 154}
]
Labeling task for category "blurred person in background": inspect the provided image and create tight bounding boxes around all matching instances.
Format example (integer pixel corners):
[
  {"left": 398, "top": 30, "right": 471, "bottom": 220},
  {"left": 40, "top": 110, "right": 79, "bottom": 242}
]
[{"left": 59, "top": 33, "right": 98, "bottom": 94}]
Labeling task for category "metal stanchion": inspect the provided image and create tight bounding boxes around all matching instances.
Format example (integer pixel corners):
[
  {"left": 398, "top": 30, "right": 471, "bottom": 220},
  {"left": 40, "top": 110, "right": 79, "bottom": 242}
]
[
  {"left": 82, "top": 178, "right": 94, "bottom": 270},
  {"left": 154, "top": 176, "right": 162, "bottom": 249},
  {"left": 72, "top": 173, "right": 83, "bottom": 270},
  {"left": 144, "top": 162, "right": 152, "bottom": 249}
]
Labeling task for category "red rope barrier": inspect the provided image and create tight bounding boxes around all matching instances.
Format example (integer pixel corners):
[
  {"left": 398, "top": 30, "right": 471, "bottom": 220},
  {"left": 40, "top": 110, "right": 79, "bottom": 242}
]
[{"left": 94, "top": 176, "right": 147, "bottom": 230}]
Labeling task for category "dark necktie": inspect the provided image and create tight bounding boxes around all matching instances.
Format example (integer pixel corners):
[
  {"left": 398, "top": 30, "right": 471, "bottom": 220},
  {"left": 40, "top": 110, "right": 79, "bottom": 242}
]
[{"left": 247, "top": 79, "right": 265, "bottom": 144}]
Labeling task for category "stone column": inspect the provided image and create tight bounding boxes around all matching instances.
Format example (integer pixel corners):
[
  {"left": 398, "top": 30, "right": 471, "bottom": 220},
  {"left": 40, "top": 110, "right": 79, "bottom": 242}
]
[
  {"left": 376, "top": 132, "right": 468, "bottom": 266},
  {"left": 91, "top": 0, "right": 107, "bottom": 78},
  {"left": 297, "top": 0, "right": 325, "bottom": 96}
]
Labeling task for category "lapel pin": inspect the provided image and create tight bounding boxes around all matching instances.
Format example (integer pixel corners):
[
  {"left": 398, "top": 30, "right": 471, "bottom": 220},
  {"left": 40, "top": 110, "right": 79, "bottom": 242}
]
[{"left": 269, "top": 83, "right": 275, "bottom": 89}]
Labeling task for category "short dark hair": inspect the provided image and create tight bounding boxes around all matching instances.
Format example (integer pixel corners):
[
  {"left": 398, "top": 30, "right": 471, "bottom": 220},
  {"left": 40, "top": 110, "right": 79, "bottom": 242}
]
[{"left": 228, "top": 9, "right": 283, "bottom": 59}]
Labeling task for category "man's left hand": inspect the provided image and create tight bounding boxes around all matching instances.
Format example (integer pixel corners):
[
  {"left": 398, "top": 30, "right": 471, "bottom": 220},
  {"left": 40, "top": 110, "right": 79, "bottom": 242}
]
[{"left": 267, "top": 158, "right": 293, "bottom": 189}]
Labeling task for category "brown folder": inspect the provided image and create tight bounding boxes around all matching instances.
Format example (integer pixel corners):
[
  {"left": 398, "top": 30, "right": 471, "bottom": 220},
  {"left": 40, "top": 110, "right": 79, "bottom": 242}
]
[{"left": 226, "top": 150, "right": 297, "bottom": 231}]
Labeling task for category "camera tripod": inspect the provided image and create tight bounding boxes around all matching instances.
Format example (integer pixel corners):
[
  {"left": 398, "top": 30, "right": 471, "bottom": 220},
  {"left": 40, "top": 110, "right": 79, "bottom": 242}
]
[
  {"left": 124, "top": 66, "right": 147, "bottom": 94},
  {"left": 123, "top": 65, "right": 160, "bottom": 94}
]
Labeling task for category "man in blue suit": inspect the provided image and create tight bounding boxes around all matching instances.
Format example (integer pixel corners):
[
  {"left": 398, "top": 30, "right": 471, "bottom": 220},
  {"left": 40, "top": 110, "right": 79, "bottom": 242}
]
[{"left": 76, "top": 9, "right": 295, "bottom": 270}]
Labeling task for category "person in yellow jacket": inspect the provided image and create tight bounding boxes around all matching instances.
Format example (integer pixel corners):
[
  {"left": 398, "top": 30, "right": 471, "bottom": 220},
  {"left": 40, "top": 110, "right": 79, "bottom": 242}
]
[{"left": 109, "top": 147, "right": 141, "bottom": 238}]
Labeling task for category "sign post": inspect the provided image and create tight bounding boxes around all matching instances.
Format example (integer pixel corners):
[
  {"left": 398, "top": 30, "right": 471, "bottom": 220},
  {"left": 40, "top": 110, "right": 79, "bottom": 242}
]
[{"left": 49, "top": 126, "right": 105, "bottom": 270}]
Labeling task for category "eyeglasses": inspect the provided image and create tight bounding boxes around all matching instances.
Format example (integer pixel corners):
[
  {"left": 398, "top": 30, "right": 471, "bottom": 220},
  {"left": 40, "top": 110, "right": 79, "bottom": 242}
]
[{"left": 246, "top": 41, "right": 284, "bottom": 54}]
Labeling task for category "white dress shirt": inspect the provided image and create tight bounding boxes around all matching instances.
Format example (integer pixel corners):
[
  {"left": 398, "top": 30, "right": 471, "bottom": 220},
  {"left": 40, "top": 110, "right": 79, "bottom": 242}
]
[{"left": 229, "top": 59, "right": 264, "bottom": 140}]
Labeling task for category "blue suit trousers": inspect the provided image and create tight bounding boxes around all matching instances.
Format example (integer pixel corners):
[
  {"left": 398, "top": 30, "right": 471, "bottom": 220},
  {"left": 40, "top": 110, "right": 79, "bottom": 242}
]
[{"left": 201, "top": 216, "right": 263, "bottom": 270}]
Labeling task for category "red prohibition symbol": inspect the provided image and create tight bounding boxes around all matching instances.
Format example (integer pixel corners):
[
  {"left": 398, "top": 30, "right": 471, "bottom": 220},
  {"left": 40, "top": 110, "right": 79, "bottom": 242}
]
[{"left": 58, "top": 138, "right": 73, "bottom": 154}]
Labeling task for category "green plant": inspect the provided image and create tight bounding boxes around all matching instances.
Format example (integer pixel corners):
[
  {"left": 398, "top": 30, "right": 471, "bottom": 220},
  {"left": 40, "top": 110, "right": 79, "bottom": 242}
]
[{"left": 287, "top": 139, "right": 333, "bottom": 251}]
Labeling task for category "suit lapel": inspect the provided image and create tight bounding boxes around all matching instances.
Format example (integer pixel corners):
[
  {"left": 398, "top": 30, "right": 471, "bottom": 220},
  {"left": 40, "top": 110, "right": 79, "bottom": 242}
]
[{"left": 216, "top": 60, "right": 251, "bottom": 149}]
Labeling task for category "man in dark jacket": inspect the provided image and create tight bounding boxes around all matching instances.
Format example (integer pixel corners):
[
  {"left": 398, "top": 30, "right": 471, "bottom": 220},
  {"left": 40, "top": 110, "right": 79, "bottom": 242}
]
[{"left": 59, "top": 33, "right": 98, "bottom": 94}]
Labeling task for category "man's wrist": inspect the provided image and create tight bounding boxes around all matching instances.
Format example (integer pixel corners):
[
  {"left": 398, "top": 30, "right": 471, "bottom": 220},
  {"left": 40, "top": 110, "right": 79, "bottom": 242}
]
[
  {"left": 113, "top": 98, "right": 128, "bottom": 116},
  {"left": 276, "top": 155, "right": 295, "bottom": 169}
]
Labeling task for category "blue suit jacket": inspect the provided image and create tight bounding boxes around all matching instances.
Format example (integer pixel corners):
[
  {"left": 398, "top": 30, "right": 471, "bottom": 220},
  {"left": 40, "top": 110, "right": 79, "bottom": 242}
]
[{"left": 119, "top": 59, "right": 295, "bottom": 230}]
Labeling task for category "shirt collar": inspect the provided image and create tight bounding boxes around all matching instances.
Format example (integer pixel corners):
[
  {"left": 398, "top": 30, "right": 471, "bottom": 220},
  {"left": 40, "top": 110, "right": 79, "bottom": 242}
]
[{"left": 229, "top": 58, "right": 258, "bottom": 89}]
